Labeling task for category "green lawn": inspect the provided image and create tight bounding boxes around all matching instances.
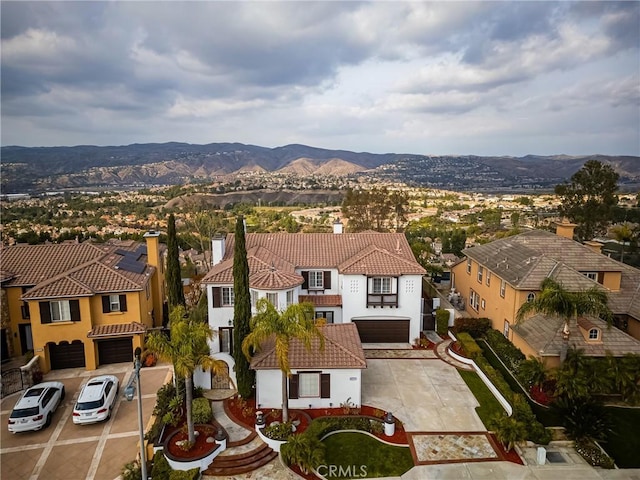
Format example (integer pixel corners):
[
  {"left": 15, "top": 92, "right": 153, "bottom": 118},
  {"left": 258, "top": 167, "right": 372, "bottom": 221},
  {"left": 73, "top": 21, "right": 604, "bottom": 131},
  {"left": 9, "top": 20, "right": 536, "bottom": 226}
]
[
  {"left": 322, "top": 432, "right": 414, "bottom": 478},
  {"left": 458, "top": 369, "right": 506, "bottom": 427},
  {"left": 601, "top": 407, "right": 640, "bottom": 468}
]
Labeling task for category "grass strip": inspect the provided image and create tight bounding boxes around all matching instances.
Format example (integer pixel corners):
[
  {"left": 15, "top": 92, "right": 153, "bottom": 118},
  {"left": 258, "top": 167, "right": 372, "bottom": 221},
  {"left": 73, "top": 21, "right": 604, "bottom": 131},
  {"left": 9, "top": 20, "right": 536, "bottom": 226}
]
[{"left": 458, "top": 369, "right": 505, "bottom": 427}]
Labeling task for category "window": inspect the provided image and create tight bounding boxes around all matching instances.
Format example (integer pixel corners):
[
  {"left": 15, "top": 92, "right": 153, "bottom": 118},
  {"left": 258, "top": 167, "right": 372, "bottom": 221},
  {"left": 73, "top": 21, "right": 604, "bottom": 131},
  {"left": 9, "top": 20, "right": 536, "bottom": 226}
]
[
  {"left": 102, "top": 295, "right": 127, "bottom": 313},
  {"left": 470, "top": 290, "right": 480, "bottom": 311},
  {"left": 372, "top": 277, "right": 391, "bottom": 294},
  {"left": 477, "top": 266, "right": 483, "bottom": 283},
  {"left": 309, "top": 271, "right": 324, "bottom": 290},
  {"left": 486, "top": 271, "right": 491, "bottom": 286},
  {"left": 51, "top": 301, "right": 72, "bottom": 322},
  {"left": 222, "top": 287, "right": 235, "bottom": 306},
  {"left": 466, "top": 259, "right": 472, "bottom": 274},
  {"left": 503, "top": 320, "right": 510, "bottom": 338},
  {"left": 527, "top": 292, "right": 536, "bottom": 302},
  {"left": 298, "top": 373, "right": 320, "bottom": 397},
  {"left": 589, "top": 328, "right": 599, "bottom": 340},
  {"left": 481, "top": 299, "right": 486, "bottom": 310},
  {"left": 109, "top": 295, "right": 121, "bottom": 312},
  {"left": 585, "top": 272, "right": 597, "bottom": 281},
  {"left": 315, "top": 311, "right": 334, "bottom": 323},
  {"left": 266, "top": 292, "right": 278, "bottom": 306},
  {"left": 500, "top": 280, "right": 506, "bottom": 298},
  {"left": 286, "top": 290, "right": 294, "bottom": 307},
  {"left": 250, "top": 290, "right": 258, "bottom": 308}
]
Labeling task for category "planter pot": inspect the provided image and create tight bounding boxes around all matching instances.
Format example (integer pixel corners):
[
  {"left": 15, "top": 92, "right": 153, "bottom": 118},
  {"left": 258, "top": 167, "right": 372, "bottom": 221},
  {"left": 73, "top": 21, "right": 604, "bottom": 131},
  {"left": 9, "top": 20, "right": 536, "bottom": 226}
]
[{"left": 163, "top": 424, "right": 223, "bottom": 472}]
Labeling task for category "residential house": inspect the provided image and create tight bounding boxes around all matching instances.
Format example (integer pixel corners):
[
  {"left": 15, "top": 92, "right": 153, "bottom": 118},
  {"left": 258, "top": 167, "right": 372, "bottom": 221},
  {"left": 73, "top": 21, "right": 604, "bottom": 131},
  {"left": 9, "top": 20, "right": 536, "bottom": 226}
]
[
  {"left": 201, "top": 226, "right": 426, "bottom": 358},
  {"left": 451, "top": 222, "right": 640, "bottom": 368},
  {"left": 250, "top": 323, "right": 367, "bottom": 409},
  {"left": 0, "top": 232, "right": 165, "bottom": 373}
]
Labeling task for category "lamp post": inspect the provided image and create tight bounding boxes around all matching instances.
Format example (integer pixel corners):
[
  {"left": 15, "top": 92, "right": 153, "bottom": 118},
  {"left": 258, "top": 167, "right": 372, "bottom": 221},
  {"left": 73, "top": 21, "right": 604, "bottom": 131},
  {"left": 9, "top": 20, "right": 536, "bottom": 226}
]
[{"left": 124, "top": 347, "right": 147, "bottom": 480}]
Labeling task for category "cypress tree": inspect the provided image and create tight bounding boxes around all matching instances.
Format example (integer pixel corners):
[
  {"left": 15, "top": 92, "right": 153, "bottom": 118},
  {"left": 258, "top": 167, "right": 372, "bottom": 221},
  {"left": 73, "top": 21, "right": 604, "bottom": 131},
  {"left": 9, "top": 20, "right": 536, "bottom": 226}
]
[
  {"left": 166, "top": 213, "right": 185, "bottom": 308},
  {"left": 232, "top": 216, "right": 254, "bottom": 398}
]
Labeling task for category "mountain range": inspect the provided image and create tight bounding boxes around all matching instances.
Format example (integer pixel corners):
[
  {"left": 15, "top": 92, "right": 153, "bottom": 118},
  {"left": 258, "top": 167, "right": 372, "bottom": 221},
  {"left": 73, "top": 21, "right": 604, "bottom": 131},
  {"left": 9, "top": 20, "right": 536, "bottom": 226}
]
[{"left": 1, "top": 142, "right": 638, "bottom": 193}]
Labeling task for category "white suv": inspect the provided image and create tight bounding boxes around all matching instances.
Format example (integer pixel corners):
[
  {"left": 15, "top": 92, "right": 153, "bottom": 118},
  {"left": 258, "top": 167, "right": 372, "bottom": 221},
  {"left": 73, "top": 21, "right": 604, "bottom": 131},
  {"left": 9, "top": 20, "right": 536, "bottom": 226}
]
[
  {"left": 8, "top": 381, "right": 65, "bottom": 433},
  {"left": 73, "top": 375, "right": 119, "bottom": 425}
]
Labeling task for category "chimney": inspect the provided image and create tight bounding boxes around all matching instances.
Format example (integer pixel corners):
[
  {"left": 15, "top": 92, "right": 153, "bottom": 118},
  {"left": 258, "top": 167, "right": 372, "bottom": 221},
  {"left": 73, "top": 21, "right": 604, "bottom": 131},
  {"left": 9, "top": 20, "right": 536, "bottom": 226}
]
[
  {"left": 212, "top": 234, "right": 226, "bottom": 266},
  {"left": 333, "top": 220, "right": 343, "bottom": 234},
  {"left": 143, "top": 230, "right": 162, "bottom": 328},
  {"left": 555, "top": 219, "right": 577, "bottom": 240},
  {"left": 143, "top": 230, "right": 161, "bottom": 269},
  {"left": 583, "top": 241, "right": 603, "bottom": 255}
]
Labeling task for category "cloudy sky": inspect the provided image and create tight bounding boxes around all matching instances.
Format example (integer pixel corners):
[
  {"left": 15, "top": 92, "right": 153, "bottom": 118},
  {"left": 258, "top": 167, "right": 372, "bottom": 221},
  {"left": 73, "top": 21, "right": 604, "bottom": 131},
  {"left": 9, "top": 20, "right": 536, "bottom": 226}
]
[{"left": 2, "top": 1, "right": 639, "bottom": 156}]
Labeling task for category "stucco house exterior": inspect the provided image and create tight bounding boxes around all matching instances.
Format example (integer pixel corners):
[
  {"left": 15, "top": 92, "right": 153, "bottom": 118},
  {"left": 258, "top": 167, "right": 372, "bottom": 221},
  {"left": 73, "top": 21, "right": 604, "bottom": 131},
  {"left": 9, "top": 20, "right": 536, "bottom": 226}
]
[
  {"left": 450, "top": 222, "right": 640, "bottom": 368},
  {"left": 0, "top": 232, "right": 165, "bottom": 372},
  {"left": 201, "top": 225, "right": 426, "bottom": 357},
  {"left": 250, "top": 323, "right": 366, "bottom": 409}
]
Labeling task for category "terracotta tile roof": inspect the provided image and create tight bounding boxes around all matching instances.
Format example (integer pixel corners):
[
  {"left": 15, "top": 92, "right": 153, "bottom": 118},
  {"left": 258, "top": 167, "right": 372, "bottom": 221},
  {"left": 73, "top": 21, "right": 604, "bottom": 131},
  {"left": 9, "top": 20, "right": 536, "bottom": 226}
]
[
  {"left": 0, "top": 241, "right": 154, "bottom": 300},
  {"left": 513, "top": 314, "right": 640, "bottom": 357},
  {"left": 249, "top": 268, "right": 304, "bottom": 290},
  {"left": 299, "top": 295, "right": 342, "bottom": 307},
  {"left": 250, "top": 323, "right": 366, "bottom": 370},
  {"left": 203, "top": 232, "right": 425, "bottom": 287},
  {"left": 87, "top": 322, "right": 147, "bottom": 338},
  {"left": 462, "top": 229, "right": 640, "bottom": 317}
]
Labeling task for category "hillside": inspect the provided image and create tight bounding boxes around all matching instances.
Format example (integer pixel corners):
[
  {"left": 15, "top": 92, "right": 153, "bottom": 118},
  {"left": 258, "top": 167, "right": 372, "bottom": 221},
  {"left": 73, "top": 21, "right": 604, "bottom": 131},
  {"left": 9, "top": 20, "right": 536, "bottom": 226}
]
[{"left": 1, "top": 142, "right": 638, "bottom": 193}]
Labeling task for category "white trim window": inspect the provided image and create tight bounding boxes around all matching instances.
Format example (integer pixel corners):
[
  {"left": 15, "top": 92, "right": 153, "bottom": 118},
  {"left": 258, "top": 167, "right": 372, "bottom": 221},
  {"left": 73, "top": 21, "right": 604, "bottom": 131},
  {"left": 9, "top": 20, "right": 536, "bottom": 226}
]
[
  {"left": 527, "top": 292, "right": 536, "bottom": 303},
  {"left": 470, "top": 290, "right": 480, "bottom": 311},
  {"left": 309, "top": 271, "right": 324, "bottom": 290},
  {"left": 372, "top": 277, "right": 392, "bottom": 294},
  {"left": 477, "top": 266, "right": 484, "bottom": 283},
  {"left": 486, "top": 271, "right": 491, "bottom": 286},
  {"left": 109, "top": 294, "right": 121, "bottom": 312},
  {"left": 589, "top": 328, "right": 599, "bottom": 340},
  {"left": 500, "top": 279, "right": 506, "bottom": 298},
  {"left": 299, "top": 372, "right": 320, "bottom": 397},
  {"left": 51, "top": 301, "right": 72, "bottom": 322},
  {"left": 585, "top": 272, "right": 597, "bottom": 281},
  {"left": 503, "top": 320, "right": 510, "bottom": 338},
  {"left": 222, "top": 287, "right": 235, "bottom": 306},
  {"left": 250, "top": 289, "right": 259, "bottom": 308},
  {"left": 466, "top": 259, "right": 472, "bottom": 274},
  {"left": 266, "top": 292, "right": 278, "bottom": 306},
  {"left": 286, "top": 290, "right": 294, "bottom": 307}
]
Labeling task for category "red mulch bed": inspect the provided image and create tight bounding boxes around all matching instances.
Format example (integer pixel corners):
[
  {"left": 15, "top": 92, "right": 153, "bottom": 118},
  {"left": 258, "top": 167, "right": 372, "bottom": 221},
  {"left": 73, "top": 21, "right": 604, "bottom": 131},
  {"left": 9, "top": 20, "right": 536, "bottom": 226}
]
[
  {"left": 165, "top": 424, "right": 219, "bottom": 459},
  {"left": 224, "top": 396, "right": 407, "bottom": 444}
]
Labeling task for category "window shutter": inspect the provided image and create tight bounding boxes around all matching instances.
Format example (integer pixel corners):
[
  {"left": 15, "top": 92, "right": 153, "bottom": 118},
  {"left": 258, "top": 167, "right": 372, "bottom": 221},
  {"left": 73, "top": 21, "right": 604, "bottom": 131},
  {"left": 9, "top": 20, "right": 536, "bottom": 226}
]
[
  {"left": 119, "top": 295, "right": 127, "bottom": 312},
  {"left": 70, "top": 300, "right": 81, "bottom": 322},
  {"left": 301, "top": 271, "right": 309, "bottom": 290},
  {"left": 289, "top": 374, "right": 299, "bottom": 399},
  {"left": 212, "top": 287, "right": 221, "bottom": 308},
  {"left": 39, "top": 302, "right": 52, "bottom": 324},
  {"left": 320, "top": 373, "right": 331, "bottom": 398},
  {"left": 102, "top": 296, "right": 110, "bottom": 313},
  {"left": 323, "top": 271, "right": 331, "bottom": 289}
]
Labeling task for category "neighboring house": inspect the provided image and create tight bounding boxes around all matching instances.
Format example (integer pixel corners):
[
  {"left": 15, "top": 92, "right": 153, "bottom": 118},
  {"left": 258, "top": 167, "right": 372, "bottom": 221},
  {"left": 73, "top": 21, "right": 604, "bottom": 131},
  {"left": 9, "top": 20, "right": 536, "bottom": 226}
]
[
  {"left": 0, "top": 232, "right": 165, "bottom": 373},
  {"left": 201, "top": 225, "right": 426, "bottom": 356},
  {"left": 451, "top": 222, "right": 640, "bottom": 368},
  {"left": 250, "top": 323, "right": 367, "bottom": 409}
]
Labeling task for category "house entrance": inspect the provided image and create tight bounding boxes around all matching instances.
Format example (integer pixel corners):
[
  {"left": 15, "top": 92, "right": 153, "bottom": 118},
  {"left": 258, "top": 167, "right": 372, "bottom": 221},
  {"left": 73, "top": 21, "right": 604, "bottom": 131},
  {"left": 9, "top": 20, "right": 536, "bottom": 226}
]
[{"left": 211, "top": 362, "right": 230, "bottom": 389}]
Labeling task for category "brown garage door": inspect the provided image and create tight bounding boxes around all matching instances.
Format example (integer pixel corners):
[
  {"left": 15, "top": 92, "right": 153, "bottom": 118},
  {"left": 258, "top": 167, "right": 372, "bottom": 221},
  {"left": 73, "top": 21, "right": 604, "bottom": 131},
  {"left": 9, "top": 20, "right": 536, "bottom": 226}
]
[
  {"left": 97, "top": 338, "right": 133, "bottom": 365},
  {"left": 49, "top": 340, "right": 86, "bottom": 370},
  {"left": 353, "top": 319, "right": 410, "bottom": 343}
]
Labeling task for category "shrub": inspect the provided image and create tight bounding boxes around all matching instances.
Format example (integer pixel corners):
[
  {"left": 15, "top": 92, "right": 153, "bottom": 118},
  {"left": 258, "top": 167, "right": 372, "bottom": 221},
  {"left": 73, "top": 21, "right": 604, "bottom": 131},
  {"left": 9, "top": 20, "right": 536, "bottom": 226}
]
[
  {"left": 456, "top": 332, "right": 483, "bottom": 359},
  {"left": 121, "top": 460, "right": 141, "bottom": 480},
  {"left": 435, "top": 308, "right": 450, "bottom": 336},
  {"left": 264, "top": 421, "right": 294, "bottom": 441},
  {"left": 484, "top": 329, "right": 525, "bottom": 370},
  {"left": 191, "top": 397, "right": 213, "bottom": 424},
  {"left": 281, "top": 432, "right": 326, "bottom": 474},
  {"left": 151, "top": 451, "right": 171, "bottom": 480},
  {"left": 575, "top": 439, "right": 616, "bottom": 468},
  {"left": 168, "top": 467, "right": 200, "bottom": 480},
  {"left": 454, "top": 317, "right": 492, "bottom": 338}
]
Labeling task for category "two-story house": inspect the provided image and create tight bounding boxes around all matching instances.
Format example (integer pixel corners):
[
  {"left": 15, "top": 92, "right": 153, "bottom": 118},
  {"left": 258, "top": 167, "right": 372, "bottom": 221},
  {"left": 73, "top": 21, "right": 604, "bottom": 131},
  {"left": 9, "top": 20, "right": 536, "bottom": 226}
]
[
  {"left": 451, "top": 222, "right": 640, "bottom": 368},
  {"left": 0, "top": 231, "right": 165, "bottom": 373},
  {"left": 201, "top": 224, "right": 426, "bottom": 356}
]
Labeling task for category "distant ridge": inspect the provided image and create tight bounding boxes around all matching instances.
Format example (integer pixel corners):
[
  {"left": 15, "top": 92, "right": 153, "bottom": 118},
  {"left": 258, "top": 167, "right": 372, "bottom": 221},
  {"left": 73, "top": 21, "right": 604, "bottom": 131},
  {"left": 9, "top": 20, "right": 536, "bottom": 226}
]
[{"left": 1, "top": 142, "right": 637, "bottom": 193}]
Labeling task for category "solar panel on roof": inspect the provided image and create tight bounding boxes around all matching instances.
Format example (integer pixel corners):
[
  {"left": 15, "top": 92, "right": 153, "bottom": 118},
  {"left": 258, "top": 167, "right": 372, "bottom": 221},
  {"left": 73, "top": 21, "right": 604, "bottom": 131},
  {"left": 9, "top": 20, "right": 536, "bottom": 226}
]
[{"left": 116, "top": 258, "right": 146, "bottom": 274}]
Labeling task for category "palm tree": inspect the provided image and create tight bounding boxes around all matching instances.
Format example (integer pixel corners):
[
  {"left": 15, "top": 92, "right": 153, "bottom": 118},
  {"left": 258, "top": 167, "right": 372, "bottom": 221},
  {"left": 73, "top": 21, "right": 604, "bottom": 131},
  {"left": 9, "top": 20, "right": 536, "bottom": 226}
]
[
  {"left": 281, "top": 432, "right": 326, "bottom": 474},
  {"left": 517, "top": 356, "right": 547, "bottom": 389},
  {"left": 516, "top": 278, "right": 612, "bottom": 362},
  {"left": 491, "top": 414, "right": 527, "bottom": 452},
  {"left": 242, "top": 299, "right": 325, "bottom": 423},
  {"left": 146, "top": 305, "right": 228, "bottom": 444}
]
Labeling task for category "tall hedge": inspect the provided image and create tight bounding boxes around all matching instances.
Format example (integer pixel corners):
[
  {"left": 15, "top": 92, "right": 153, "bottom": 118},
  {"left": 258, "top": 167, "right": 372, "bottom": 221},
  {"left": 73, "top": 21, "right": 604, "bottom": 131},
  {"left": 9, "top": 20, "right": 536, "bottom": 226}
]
[
  {"left": 232, "top": 216, "right": 254, "bottom": 398},
  {"left": 166, "top": 213, "right": 185, "bottom": 308}
]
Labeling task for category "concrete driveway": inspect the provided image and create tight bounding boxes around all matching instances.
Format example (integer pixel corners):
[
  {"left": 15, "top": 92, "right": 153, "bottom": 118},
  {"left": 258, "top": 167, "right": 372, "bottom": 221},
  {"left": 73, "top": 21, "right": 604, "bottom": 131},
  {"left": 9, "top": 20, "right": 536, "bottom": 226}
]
[
  {"left": 362, "top": 357, "right": 485, "bottom": 432},
  {"left": 1, "top": 362, "right": 171, "bottom": 480}
]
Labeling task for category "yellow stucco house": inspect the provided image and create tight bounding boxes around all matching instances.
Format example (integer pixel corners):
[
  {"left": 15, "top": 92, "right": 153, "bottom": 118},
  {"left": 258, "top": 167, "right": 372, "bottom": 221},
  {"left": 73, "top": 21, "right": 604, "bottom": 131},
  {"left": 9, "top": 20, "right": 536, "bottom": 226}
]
[
  {"left": 0, "top": 231, "right": 165, "bottom": 373},
  {"left": 451, "top": 222, "right": 640, "bottom": 369}
]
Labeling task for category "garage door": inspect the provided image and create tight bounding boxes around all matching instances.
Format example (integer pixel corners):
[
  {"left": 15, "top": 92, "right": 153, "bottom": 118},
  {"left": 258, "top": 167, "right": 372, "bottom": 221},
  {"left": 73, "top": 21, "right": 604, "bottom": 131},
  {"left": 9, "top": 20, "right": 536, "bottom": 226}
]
[
  {"left": 97, "top": 338, "right": 133, "bottom": 365},
  {"left": 353, "top": 319, "right": 410, "bottom": 343},
  {"left": 49, "top": 341, "right": 86, "bottom": 370}
]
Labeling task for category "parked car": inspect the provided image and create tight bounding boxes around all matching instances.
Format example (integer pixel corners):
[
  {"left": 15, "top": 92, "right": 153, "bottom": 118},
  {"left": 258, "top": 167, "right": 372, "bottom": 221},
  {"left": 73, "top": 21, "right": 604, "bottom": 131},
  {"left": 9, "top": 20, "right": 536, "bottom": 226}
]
[
  {"left": 73, "top": 375, "right": 119, "bottom": 425},
  {"left": 8, "top": 381, "right": 65, "bottom": 433}
]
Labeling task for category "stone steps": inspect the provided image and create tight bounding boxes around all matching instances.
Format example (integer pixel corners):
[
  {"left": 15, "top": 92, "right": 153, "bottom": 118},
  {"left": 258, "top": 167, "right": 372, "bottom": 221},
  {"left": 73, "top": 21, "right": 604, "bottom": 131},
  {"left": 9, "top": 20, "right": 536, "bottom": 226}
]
[{"left": 202, "top": 441, "right": 278, "bottom": 476}]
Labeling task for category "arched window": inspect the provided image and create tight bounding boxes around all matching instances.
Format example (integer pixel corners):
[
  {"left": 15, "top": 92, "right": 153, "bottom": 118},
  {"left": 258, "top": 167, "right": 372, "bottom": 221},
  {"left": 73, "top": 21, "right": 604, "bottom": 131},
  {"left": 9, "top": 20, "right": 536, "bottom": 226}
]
[
  {"left": 527, "top": 292, "right": 536, "bottom": 302},
  {"left": 589, "top": 328, "right": 599, "bottom": 340}
]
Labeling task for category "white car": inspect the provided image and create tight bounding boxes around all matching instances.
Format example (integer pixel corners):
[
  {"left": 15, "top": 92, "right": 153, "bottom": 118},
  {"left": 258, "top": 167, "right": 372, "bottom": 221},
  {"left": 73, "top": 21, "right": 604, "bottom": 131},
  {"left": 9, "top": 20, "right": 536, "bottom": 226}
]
[
  {"left": 8, "top": 381, "right": 65, "bottom": 433},
  {"left": 73, "top": 375, "right": 119, "bottom": 425}
]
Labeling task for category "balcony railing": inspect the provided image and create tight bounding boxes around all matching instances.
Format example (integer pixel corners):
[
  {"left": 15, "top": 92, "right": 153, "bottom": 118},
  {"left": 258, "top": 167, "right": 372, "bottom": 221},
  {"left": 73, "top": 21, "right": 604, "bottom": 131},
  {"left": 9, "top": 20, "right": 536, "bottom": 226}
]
[{"left": 367, "top": 293, "right": 398, "bottom": 308}]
